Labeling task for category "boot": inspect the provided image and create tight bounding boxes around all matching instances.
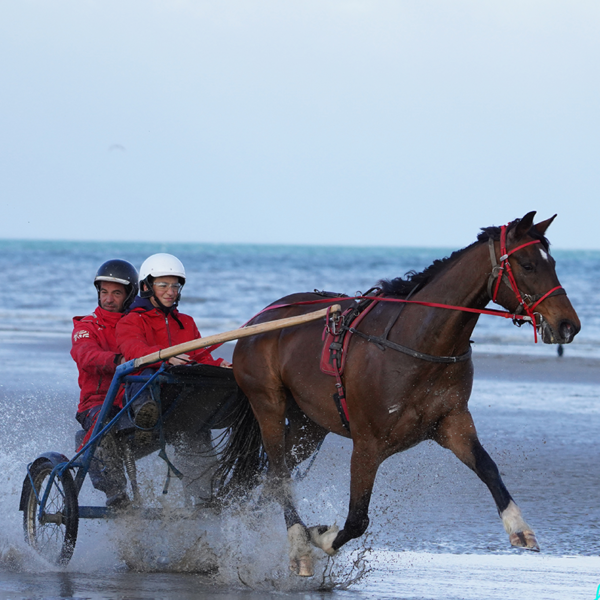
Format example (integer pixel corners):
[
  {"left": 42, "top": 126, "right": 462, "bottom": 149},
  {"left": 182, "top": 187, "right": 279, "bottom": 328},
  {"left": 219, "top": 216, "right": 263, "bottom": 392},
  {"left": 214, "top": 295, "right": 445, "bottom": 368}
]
[
  {"left": 89, "top": 432, "right": 130, "bottom": 507},
  {"left": 133, "top": 400, "right": 159, "bottom": 430}
]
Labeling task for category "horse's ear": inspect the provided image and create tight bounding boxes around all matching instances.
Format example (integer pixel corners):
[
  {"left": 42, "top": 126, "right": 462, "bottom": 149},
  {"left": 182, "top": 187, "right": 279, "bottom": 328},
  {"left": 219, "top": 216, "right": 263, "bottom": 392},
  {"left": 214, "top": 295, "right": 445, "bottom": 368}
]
[
  {"left": 514, "top": 211, "right": 536, "bottom": 238},
  {"left": 534, "top": 214, "right": 557, "bottom": 236}
]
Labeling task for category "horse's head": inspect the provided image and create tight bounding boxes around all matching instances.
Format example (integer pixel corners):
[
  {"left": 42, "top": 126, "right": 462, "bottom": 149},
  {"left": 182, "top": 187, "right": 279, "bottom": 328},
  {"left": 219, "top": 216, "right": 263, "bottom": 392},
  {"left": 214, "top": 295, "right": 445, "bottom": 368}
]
[{"left": 490, "top": 211, "right": 580, "bottom": 344}]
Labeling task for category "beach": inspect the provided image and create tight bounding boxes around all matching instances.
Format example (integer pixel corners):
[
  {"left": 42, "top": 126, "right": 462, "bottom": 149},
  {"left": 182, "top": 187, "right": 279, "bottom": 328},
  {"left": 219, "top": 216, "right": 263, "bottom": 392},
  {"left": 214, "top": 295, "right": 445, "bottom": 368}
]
[{"left": 0, "top": 330, "right": 599, "bottom": 599}]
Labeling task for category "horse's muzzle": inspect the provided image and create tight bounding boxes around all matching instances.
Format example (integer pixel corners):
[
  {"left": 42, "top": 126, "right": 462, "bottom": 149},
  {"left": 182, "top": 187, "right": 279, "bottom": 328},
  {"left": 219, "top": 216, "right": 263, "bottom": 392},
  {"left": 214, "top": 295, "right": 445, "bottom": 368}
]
[{"left": 539, "top": 318, "right": 580, "bottom": 344}]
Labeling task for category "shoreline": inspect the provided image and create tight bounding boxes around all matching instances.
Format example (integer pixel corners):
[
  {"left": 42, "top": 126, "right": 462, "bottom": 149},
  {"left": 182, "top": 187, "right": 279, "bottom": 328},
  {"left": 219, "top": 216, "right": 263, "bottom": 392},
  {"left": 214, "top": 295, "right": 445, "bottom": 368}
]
[{"left": 1, "top": 331, "right": 599, "bottom": 385}]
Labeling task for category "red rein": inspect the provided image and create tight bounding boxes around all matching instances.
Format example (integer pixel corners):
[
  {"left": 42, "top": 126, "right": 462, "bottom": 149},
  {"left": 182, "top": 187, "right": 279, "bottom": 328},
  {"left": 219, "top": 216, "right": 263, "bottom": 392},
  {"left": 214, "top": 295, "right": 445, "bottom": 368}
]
[{"left": 248, "top": 224, "right": 564, "bottom": 345}]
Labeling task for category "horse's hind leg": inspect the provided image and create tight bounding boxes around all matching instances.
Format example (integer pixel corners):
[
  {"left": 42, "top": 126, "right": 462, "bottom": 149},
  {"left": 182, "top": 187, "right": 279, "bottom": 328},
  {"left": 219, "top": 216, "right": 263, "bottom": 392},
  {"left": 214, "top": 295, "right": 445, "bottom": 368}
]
[
  {"left": 248, "top": 389, "right": 315, "bottom": 576},
  {"left": 433, "top": 410, "right": 539, "bottom": 551},
  {"left": 284, "top": 397, "right": 328, "bottom": 470}
]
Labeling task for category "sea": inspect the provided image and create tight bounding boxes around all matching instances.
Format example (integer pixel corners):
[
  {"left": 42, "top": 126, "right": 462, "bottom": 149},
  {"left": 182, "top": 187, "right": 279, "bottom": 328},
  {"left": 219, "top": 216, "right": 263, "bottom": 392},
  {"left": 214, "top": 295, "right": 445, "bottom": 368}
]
[
  {"left": 0, "top": 240, "right": 599, "bottom": 600},
  {"left": 2, "top": 239, "right": 600, "bottom": 356}
]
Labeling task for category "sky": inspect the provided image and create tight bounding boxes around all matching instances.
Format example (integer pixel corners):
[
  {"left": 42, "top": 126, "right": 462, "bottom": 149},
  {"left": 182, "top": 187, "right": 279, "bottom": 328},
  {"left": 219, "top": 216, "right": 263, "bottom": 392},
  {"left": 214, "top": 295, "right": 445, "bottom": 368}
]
[{"left": 1, "top": 1, "right": 599, "bottom": 249}]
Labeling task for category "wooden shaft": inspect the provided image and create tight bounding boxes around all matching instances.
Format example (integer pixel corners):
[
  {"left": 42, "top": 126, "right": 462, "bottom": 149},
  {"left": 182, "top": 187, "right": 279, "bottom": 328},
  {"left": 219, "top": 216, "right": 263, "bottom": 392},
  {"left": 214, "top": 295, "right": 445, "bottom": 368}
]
[{"left": 134, "top": 304, "right": 341, "bottom": 369}]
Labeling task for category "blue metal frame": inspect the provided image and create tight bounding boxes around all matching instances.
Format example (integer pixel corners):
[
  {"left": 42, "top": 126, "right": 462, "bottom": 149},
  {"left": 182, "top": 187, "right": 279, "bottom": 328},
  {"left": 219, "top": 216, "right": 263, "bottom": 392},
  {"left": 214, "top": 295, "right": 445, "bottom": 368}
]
[
  {"left": 72, "top": 360, "right": 167, "bottom": 492},
  {"left": 28, "top": 359, "right": 178, "bottom": 521}
]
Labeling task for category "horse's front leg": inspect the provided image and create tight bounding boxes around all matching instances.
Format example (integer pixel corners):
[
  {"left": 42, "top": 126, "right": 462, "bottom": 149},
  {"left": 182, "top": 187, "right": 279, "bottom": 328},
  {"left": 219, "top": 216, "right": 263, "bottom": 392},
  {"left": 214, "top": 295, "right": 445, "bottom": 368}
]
[
  {"left": 433, "top": 410, "right": 539, "bottom": 551},
  {"left": 310, "top": 441, "right": 380, "bottom": 555}
]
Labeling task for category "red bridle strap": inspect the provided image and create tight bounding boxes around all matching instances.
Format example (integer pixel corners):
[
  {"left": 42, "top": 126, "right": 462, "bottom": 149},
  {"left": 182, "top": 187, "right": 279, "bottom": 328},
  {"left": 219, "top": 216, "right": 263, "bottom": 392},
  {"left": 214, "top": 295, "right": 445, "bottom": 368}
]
[
  {"left": 491, "top": 226, "right": 541, "bottom": 304},
  {"left": 492, "top": 224, "right": 565, "bottom": 342},
  {"left": 529, "top": 286, "right": 564, "bottom": 312}
]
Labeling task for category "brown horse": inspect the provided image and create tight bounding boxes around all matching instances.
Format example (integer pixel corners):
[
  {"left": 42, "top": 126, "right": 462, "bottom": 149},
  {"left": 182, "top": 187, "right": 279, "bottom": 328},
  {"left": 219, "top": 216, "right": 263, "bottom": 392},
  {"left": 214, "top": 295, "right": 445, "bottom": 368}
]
[{"left": 226, "top": 212, "right": 580, "bottom": 576}]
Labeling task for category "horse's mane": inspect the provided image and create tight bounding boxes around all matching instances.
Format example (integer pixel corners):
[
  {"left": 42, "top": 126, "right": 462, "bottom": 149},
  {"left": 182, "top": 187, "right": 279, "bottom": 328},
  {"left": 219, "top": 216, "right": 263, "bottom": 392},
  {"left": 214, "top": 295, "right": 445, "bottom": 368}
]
[{"left": 379, "top": 219, "right": 550, "bottom": 298}]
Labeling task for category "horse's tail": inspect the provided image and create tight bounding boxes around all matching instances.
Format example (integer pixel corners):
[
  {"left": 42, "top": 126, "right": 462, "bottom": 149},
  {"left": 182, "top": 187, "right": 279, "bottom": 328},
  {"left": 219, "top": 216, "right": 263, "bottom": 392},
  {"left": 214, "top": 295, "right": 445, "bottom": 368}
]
[{"left": 213, "top": 389, "right": 267, "bottom": 499}]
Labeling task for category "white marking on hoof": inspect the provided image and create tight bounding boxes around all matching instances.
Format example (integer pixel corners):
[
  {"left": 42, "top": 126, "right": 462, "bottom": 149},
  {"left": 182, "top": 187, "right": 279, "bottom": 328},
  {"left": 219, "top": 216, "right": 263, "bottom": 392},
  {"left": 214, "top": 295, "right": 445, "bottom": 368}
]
[
  {"left": 501, "top": 501, "right": 530, "bottom": 535},
  {"left": 308, "top": 524, "right": 339, "bottom": 556},
  {"left": 287, "top": 524, "right": 314, "bottom": 576},
  {"left": 509, "top": 530, "right": 540, "bottom": 551},
  {"left": 289, "top": 555, "right": 313, "bottom": 577},
  {"left": 501, "top": 501, "right": 540, "bottom": 551}
]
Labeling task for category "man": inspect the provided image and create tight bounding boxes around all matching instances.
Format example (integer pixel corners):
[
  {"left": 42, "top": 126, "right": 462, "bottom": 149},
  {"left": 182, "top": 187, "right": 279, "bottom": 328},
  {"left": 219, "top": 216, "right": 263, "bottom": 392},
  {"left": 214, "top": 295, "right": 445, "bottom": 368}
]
[
  {"left": 116, "top": 253, "right": 231, "bottom": 504},
  {"left": 71, "top": 259, "right": 138, "bottom": 508}
]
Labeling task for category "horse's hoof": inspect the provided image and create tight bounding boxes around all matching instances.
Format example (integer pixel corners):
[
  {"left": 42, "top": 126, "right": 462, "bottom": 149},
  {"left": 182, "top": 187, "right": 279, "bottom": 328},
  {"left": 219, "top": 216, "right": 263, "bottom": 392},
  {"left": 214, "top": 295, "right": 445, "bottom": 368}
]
[
  {"left": 308, "top": 524, "right": 339, "bottom": 556},
  {"left": 288, "top": 523, "right": 314, "bottom": 576},
  {"left": 509, "top": 530, "right": 540, "bottom": 552},
  {"left": 289, "top": 555, "right": 314, "bottom": 577}
]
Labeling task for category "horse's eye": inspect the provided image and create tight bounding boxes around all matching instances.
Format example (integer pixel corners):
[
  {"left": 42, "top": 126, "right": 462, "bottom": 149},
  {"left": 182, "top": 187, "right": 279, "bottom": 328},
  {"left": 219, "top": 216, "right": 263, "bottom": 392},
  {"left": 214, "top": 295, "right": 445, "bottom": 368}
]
[{"left": 521, "top": 263, "right": 535, "bottom": 272}]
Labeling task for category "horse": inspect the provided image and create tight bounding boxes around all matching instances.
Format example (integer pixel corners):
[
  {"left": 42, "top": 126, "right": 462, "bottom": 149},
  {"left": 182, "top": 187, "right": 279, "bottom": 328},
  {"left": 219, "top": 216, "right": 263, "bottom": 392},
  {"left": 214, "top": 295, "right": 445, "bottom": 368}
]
[{"left": 222, "top": 212, "right": 580, "bottom": 576}]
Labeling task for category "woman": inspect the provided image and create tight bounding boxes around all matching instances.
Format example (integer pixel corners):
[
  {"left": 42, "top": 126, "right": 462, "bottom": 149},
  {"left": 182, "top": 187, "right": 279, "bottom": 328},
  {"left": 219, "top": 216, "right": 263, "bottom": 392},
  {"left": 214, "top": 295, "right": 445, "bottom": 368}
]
[
  {"left": 117, "top": 252, "right": 231, "bottom": 420},
  {"left": 116, "top": 253, "right": 232, "bottom": 505}
]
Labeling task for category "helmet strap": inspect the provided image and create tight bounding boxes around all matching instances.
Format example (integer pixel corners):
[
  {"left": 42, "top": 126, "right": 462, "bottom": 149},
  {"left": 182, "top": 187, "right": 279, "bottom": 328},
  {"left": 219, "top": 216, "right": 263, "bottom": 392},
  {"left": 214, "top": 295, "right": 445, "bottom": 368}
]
[{"left": 151, "top": 295, "right": 178, "bottom": 315}]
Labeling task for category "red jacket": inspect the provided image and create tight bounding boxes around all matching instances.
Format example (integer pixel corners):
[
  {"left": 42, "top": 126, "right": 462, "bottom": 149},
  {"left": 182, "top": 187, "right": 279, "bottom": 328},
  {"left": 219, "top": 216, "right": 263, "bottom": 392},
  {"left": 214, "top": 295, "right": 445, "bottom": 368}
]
[
  {"left": 71, "top": 307, "right": 123, "bottom": 414},
  {"left": 116, "top": 298, "right": 221, "bottom": 366}
]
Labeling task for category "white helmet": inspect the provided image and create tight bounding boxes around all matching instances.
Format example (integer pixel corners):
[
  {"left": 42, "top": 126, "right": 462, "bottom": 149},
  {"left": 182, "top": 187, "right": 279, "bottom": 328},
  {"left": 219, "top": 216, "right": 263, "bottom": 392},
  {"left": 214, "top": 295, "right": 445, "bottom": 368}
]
[{"left": 139, "top": 253, "right": 186, "bottom": 300}]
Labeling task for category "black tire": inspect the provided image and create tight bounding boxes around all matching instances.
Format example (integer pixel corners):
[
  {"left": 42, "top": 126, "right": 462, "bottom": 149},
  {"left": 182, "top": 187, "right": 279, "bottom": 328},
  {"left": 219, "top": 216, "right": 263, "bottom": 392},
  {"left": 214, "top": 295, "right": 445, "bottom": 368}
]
[{"left": 22, "top": 459, "right": 79, "bottom": 566}]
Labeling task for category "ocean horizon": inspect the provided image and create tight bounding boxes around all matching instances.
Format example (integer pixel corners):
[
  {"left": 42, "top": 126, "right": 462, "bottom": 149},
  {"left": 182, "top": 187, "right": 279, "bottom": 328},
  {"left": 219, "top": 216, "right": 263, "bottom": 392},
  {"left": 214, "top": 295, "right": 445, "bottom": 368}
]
[{"left": 1, "top": 238, "right": 597, "bottom": 357}]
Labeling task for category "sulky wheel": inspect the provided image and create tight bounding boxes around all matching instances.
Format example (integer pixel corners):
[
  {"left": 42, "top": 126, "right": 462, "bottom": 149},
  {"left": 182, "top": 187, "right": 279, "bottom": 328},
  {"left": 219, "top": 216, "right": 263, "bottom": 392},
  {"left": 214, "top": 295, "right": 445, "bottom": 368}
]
[{"left": 22, "top": 458, "right": 79, "bottom": 566}]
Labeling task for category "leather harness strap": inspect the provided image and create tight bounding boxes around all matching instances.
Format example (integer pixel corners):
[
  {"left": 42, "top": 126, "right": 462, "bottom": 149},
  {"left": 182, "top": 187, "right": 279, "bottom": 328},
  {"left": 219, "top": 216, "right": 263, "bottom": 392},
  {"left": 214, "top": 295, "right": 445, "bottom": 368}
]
[{"left": 346, "top": 327, "right": 472, "bottom": 364}]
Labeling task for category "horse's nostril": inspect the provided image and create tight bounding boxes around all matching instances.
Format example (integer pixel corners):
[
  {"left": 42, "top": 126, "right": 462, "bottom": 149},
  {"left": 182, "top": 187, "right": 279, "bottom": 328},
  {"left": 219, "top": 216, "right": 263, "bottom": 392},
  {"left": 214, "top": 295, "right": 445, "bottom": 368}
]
[{"left": 559, "top": 321, "right": 575, "bottom": 342}]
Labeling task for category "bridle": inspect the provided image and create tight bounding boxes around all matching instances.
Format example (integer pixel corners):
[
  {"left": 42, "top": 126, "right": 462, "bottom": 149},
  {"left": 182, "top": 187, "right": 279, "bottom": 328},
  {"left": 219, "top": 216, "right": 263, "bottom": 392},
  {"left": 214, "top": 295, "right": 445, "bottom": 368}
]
[{"left": 487, "top": 223, "right": 566, "bottom": 342}]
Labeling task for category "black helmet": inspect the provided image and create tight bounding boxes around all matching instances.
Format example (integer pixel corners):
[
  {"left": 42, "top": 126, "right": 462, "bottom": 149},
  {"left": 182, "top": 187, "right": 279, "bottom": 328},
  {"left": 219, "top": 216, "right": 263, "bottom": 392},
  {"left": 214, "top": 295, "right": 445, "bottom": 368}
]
[{"left": 94, "top": 259, "right": 139, "bottom": 310}]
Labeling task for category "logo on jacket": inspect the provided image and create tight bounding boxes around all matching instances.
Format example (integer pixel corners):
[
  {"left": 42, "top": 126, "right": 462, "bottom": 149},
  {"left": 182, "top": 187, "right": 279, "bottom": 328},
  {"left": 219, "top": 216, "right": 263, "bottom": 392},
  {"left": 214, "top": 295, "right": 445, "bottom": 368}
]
[{"left": 73, "top": 330, "right": 90, "bottom": 341}]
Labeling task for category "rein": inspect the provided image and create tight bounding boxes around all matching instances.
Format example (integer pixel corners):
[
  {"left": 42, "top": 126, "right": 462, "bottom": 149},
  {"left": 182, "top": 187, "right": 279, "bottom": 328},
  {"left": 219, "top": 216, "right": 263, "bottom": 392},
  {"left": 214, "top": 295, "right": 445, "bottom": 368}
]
[
  {"left": 254, "top": 294, "right": 534, "bottom": 324},
  {"left": 252, "top": 222, "right": 566, "bottom": 344},
  {"left": 203, "top": 222, "right": 566, "bottom": 361}
]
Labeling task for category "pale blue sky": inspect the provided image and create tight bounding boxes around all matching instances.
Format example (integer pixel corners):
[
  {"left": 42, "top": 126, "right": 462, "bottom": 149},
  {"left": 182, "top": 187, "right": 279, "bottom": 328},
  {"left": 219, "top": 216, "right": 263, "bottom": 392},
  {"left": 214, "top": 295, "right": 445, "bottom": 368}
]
[{"left": 1, "top": 1, "right": 598, "bottom": 249}]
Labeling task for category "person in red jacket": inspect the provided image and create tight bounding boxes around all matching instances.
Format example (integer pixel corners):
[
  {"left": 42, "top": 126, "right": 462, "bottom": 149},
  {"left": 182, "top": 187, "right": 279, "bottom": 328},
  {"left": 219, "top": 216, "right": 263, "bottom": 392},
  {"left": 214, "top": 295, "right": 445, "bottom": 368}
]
[
  {"left": 117, "top": 254, "right": 228, "bottom": 368},
  {"left": 116, "top": 253, "right": 231, "bottom": 505},
  {"left": 71, "top": 259, "right": 138, "bottom": 508}
]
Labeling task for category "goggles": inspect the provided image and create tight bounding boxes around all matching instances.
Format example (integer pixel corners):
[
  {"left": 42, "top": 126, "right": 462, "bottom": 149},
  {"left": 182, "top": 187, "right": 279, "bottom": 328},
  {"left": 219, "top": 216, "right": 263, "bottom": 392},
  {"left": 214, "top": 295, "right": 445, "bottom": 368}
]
[{"left": 153, "top": 282, "right": 182, "bottom": 292}]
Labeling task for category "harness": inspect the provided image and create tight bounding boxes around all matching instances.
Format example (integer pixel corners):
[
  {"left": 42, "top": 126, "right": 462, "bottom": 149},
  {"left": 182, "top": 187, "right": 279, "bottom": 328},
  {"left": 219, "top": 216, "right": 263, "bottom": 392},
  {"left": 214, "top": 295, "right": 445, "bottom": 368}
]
[
  {"left": 320, "top": 223, "right": 565, "bottom": 431},
  {"left": 319, "top": 290, "right": 380, "bottom": 431}
]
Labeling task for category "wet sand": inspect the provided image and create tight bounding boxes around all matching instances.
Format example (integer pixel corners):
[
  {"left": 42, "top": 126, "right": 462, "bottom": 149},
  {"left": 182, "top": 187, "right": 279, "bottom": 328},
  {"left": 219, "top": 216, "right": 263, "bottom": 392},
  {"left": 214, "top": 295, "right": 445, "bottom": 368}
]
[
  {"left": 1, "top": 334, "right": 599, "bottom": 599},
  {"left": 473, "top": 351, "right": 600, "bottom": 384}
]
